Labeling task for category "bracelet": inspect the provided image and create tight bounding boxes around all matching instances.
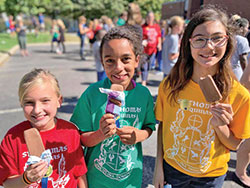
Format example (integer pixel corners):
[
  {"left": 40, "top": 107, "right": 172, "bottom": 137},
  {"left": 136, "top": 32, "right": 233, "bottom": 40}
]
[{"left": 22, "top": 171, "right": 33, "bottom": 185}]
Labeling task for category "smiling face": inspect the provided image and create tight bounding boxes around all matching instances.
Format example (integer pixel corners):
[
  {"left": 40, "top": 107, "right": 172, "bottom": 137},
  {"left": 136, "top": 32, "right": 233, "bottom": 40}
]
[
  {"left": 22, "top": 81, "right": 62, "bottom": 131},
  {"left": 102, "top": 38, "right": 139, "bottom": 90},
  {"left": 190, "top": 20, "right": 228, "bottom": 76}
]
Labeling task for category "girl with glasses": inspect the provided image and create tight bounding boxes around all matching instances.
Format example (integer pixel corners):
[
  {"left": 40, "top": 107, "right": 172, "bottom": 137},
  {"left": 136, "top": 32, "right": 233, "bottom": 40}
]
[{"left": 153, "top": 5, "right": 250, "bottom": 188}]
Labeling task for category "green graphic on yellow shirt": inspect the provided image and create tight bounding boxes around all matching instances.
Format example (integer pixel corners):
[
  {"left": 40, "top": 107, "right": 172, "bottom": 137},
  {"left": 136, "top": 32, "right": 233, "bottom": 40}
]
[{"left": 180, "top": 99, "right": 191, "bottom": 111}]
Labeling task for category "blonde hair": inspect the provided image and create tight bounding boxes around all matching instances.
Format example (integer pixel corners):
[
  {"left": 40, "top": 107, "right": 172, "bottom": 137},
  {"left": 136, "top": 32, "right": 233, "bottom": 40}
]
[
  {"left": 169, "top": 16, "right": 184, "bottom": 27},
  {"left": 79, "top": 16, "right": 86, "bottom": 23},
  {"left": 18, "top": 69, "right": 61, "bottom": 105},
  {"left": 166, "top": 16, "right": 184, "bottom": 34},
  {"left": 57, "top": 19, "right": 65, "bottom": 30}
]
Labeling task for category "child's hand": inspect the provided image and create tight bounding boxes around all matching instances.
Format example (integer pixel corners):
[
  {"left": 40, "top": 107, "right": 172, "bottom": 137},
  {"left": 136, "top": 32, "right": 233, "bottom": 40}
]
[
  {"left": 116, "top": 126, "right": 139, "bottom": 145},
  {"left": 210, "top": 103, "right": 234, "bottom": 127},
  {"left": 25, "top": 160, "right": 48, "bottom": 183},
  {"left": 99, "top": 113, "right": 116, "bottom": 138}
]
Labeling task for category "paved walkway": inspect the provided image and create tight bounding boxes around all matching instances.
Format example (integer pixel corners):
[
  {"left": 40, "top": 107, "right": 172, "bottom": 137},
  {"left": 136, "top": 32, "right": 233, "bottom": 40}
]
[{"left": 0, "top": 43, "right": 245, "bottom": 188}]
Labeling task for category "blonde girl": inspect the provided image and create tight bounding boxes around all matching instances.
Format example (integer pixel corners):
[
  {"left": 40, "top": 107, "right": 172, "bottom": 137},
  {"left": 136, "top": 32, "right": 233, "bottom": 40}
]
[
  {"left": 0, "top": 69, "right": 88, "bottom": 188},
  {"left": 57, "top": 19, "right": 66, "bottom": 53},
  {"left": 162, "top": 15, "right": 184, "bottom": 76}
]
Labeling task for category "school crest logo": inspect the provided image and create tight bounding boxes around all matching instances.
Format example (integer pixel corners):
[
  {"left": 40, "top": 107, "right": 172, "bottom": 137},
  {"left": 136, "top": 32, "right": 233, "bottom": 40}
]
[
  {"left": 94, "top": 117, "right": 139, "bottom": 180},
  {"left": 166, "top": 108, "right": 215, "bottom": 173}
]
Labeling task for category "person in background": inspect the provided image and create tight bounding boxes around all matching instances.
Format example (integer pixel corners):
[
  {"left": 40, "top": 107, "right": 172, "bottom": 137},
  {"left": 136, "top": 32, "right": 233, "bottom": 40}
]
[
  {"left": 141, "top": 11, "right": 161, "bottom": 86},
  {"left": 153, "top": 6, "right": 250, "bottom": 188},
  {"left": 126, "top": 2, "right": 144, "bottom": 82},
  {"left": 2, "top": 13, "right": 10, "bottom": 33},
  {"left": 50, "top": 19, "right": 59, "bottom": 53},
  {"left": 9, "top": 15, "right": 15, "bottom": 36},
  {"left": 57, "top": 19, "right": 66, "bottom": 54},
  {"left": 162, "top": 16, "right": 184, "bottom": 78},
  {"left": 92, "top": 29, "right": 107, "bottom": 81},
  {"left": 31, "top": 15, "right": 39, "bottom": 37},
  {"left": 230, "top": 16, "right": 250, "bottom": 80},
  {"left": 38, "top": 13, "right": 45, "bottom": 32},
  {"left": 101, "top": 16, "right": 114, "bottom": 32},
  {"left": 234, "top": 33, "right": 250, "bottom": 188},
  {"left": 116, "top": 11, "right": 128, "bottom": 26},
  {"left": 78, "top": 16, "right": 90, "bottom": 60},
  {"left": 155, "top": 19, "right": 167, "bottom": 73},
  {"left": 15, "top": 16, "right": 29, "bottom": 57}
]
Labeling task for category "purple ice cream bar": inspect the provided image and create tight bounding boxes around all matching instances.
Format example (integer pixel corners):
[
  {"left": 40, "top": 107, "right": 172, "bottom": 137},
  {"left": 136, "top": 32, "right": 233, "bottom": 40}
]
[
  {"left": 99, "top": 86, "right": 125, "bottom": 117},
  {"left": 106, "top": 96, "right": 121, "bottom": 116}
]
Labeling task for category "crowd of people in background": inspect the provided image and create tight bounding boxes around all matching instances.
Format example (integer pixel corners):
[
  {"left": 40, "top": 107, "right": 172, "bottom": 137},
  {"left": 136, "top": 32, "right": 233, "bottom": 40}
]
[
  {"left": 1, "top": 4, "right": 250, "bottom": 187},
  {"left": 2, "top": 7, "right": 250, "bottom": 93}
]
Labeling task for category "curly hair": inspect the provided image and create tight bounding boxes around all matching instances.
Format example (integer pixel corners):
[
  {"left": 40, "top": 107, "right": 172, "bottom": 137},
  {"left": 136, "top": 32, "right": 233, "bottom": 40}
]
[{"left": 100, "top": 25, "right": 145, "bottom": 64}]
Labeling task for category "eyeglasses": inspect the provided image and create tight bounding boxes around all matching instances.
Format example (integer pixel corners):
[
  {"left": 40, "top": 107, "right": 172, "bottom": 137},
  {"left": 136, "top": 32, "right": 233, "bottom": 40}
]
[{"left": 189, "top": 35, "right": 229, "bottom": 49}]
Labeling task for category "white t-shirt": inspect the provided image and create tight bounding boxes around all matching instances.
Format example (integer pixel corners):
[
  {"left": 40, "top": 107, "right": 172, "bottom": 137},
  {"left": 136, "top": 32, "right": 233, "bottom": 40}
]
[{"left": 231, "top": 35, "right": 250, "bottom": 80}]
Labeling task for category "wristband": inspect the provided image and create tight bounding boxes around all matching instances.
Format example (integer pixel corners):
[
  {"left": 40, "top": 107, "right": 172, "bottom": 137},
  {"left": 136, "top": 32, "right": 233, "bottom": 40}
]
[{"left": 22, "top": 171, "right": 33, "bottom": 185}]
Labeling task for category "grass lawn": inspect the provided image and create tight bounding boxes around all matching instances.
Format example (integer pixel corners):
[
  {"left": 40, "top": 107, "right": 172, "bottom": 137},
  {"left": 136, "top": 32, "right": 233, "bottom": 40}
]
[
  {"left": 0, "top": 33, "right": 79, "bottom": 52},
  {"left": 0, "top": 33, "right": 51, "bottom": 52}
]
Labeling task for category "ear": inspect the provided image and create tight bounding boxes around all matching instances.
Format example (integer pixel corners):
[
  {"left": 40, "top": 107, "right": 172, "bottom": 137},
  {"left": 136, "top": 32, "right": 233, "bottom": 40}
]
[
  {"left": 57, "top": 95, "right": 63, "bottom": 108},
  {"left": 134, "top": 55, "right": 140, "bottom": 68}
]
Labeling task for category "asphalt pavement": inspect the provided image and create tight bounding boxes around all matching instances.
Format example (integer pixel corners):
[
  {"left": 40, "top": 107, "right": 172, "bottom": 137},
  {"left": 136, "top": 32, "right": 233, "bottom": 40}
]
[{"left": 0, "top": 43, "right": 245, "bottom": 187}]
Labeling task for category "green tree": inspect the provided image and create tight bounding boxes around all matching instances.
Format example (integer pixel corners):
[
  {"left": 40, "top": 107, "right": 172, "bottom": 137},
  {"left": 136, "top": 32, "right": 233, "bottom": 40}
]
[
  {"left": 72, "top": 0, "right": 128, "bottom": 19},
  {"left": 4, "top": 0, "right": 44, "bottom": 16},
  {"left": 3, "top": 0, "right": 74, "bottom": 17},
  {"left": 1, "top": 0, "right": 176, "bottom": 21},
  {"left": 0, "top": 0, "right": 6, "bottom": 13},
  {"left": 134, "top": 0, "right": 176, "bottom": 20}
]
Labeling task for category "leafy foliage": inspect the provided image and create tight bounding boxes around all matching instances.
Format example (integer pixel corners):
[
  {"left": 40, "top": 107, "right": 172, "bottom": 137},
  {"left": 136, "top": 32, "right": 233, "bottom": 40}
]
[{"left": 1, "top": 0, "right": 175, "bottom": 20}]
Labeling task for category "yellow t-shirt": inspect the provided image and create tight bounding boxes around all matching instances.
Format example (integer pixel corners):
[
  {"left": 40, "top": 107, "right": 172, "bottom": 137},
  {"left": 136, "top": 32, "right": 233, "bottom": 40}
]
[{"left": 155, "top": 79, "right": 250, "bottom": 177}]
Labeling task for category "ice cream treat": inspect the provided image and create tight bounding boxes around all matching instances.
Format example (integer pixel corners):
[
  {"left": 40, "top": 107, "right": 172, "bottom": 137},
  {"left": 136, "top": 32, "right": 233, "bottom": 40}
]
[
  {"left": 24, "top": 128, "right": 45, "bottom": 157},
  {"left": 99, "top": 84, "right": 125, "bottom": 127},
  {"left": 199, "top": 75, "right": 222, "bottom": 103},
  {"left": 108, "top": 84, "right": 123, "bottom": 107}
]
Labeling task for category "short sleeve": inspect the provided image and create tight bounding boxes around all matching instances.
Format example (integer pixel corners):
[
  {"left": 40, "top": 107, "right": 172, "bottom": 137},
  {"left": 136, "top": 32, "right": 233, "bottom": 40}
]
[
  {"left": 230, "top": 94, "right": 250, "bottom": 139},
  {"left": 168, "top": 35, "right": 179, "bottom": 54},
  {"left": 157, "top": 24, "right": 162, "bottom": 38},
  {"left": 155, "top": 81, "right": 165, "bottom": 122},
  {"left": 237, "top": 37, "right": 250, "bottom": 55},
  {"left": 0, "top": 135, "right": 18, "bottom": 185},
  {"left": 142, "top": 92, "right": 156, "bottom": 131},
  {"left": 72, "top": 130, "right": 88, "bottom": 177},
  {"left": 70, "top": 91, "right": 93, "bottom": 132}
]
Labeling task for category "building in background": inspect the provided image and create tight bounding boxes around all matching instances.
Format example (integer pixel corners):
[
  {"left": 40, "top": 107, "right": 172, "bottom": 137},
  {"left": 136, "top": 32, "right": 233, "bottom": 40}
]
[{"left": 162, "top": 0, "right": 250, "bottom": 20}]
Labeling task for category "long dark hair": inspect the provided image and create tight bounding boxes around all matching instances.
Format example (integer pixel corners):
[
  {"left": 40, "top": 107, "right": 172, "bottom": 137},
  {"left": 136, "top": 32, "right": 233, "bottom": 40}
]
[{"left": 164, "top": 5, "right": 235, "bottom": 105}]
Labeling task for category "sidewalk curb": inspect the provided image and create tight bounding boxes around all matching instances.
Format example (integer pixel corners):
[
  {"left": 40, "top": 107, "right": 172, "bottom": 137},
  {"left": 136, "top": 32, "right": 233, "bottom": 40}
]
[
  {"left": 0, "top": 45, "right": 19, "bottom": 66},
  {"left": 0, "top": 42, "right": 79, "bottom": 66}
]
